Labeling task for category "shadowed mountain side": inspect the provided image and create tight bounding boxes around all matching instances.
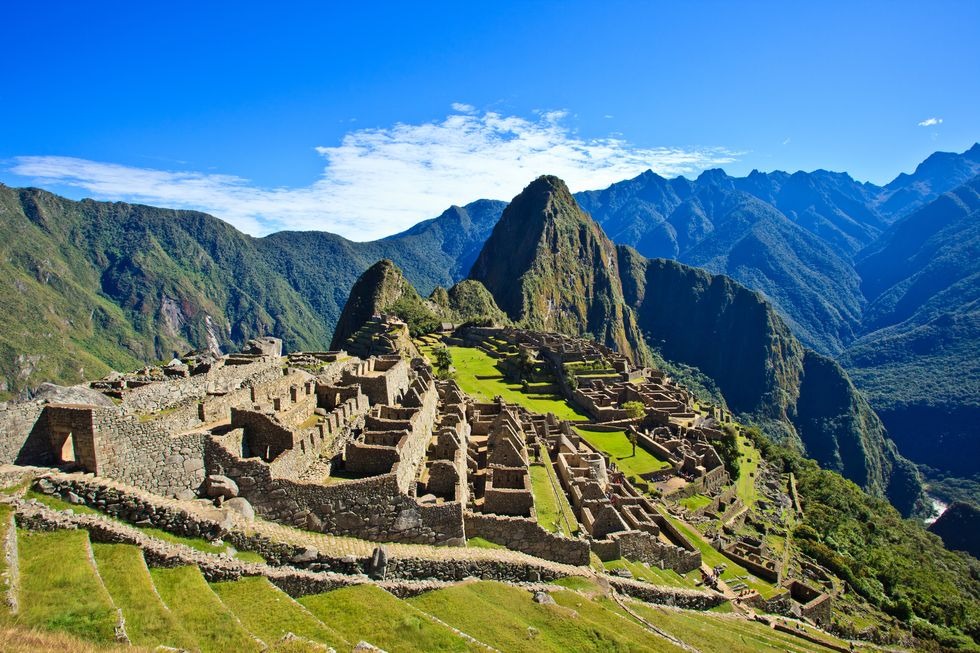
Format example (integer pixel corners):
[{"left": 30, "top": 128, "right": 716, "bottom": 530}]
[{"left": 617, "top": 251, "right": 923, "bottom": 515}]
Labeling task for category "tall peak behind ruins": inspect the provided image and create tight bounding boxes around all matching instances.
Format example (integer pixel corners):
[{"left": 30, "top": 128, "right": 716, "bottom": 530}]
[{"left": 469, "top": 176, "right": 649, "bottom": 365}]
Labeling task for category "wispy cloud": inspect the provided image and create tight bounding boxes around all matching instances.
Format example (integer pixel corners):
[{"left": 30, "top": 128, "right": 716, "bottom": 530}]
[
  {"left": 917, "top": 117, "right": 943, "bottom": 127},
  {"left": 8, "top": 107, "right": 739, "bottom": 241}
]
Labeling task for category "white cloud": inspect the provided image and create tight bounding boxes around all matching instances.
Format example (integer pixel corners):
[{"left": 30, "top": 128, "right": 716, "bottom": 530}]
[
  {"left": 450, "top": 102, "right": 476, "bottom": 114},
  {"left": 8, "top": 108, "right": 739, "bottom": 241},
  {"left": 917, "top": 117, "right": 943, "bottom": 127}
]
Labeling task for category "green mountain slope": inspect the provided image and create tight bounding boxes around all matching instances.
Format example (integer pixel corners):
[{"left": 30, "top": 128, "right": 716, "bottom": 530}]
[
  {"left": 844, "top": 176, "right": 980, "bottom": 476},
  {"left": 0, "top": 185, "right": 328, "bottom": 394}
]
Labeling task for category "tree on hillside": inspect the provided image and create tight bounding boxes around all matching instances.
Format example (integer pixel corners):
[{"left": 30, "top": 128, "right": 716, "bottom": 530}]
[
  {"left": 517, "top": 347, "right": 536, "bottom": 382},
  {"left": 434, "top": 346, "right": 453, "bottom": 379},
  {"left": 627, "top": 429, "right": 638, "bottom": 457}
]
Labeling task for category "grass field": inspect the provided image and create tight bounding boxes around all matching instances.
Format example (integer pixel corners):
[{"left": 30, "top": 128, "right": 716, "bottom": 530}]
[
  {"left": 300, "top": 584, "right": 480, "bottom": 653},
  {"left": 628, "top": 603, "right": 861, "bottom": 653},
  {"left": 92, "top": 543, "right": 196, "bottom": 649},
  {"left": 410, "top": 580, "right": 687, "bottom": 653},
  {"left": 529, "top": 449, "right": 579, "bottom": 536},
  {"left": 150, "top": 565, "right": 261, "bottom": 653},
  {"left": 574, "top": 427, "right": 671, "bottom": 478},
  {"left": 16, "top": 530, "right": 118, "bottom": 645},
  {"left": 736, "top": 434, "right": 761, "bottom": 508},
  {"left": 210, "top": 576, "right": 348, "bottom": 649},
  {"left": 679, "top": 493, "right": 713, "bottom": 512},
  {"left": 446, "top": 346, "right": 589, "bottom": 421}
]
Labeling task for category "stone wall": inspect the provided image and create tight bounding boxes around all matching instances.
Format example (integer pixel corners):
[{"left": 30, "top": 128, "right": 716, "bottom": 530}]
[
  {"left": 118, "top": 359, "right": 284, "bottom": 415},
  {"left": 91, "top": 409, "right": 207, "bottom": 497},
  {"left": 463, "top": 512, "right": 591, "bottom": 566},
  {"left": 0, "top": 402, "right": 50, "bottom": 466},
  {"left": 608, "top": 530, "right": 701, "bottom": 574},
  {"left": 30, "top": 473, "right": 576, "bottom": 585},
  {"left": 207, "top": 433, "right": 463, "bottom": 544},
  {"left": 608, "top": 578, "right": 727, "bottom": 610}
]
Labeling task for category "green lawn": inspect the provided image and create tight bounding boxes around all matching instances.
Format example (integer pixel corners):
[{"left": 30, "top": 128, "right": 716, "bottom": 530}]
[
  {"left": 466, "top": 536, "right": 505, "bottom": 549},
  {"left": 678, "top": 493, "right": 713, "bottom": 512},
  {"left": 411, "top": 580, "right": 687, "bottom": 653},
  {"left": 300, "top": 584, "right": 480, "bottom": 653},
  {"left": 602, "top": 558, "right": 701, "bottom": 589},
  {"left": 16, "top": 529, "right": 118, "bottom": 645},
  {"left": 736, "top": 435, "right": 761, "bottom": 508},
  {"left": 529, "top": 449, "right": 579, "bottom": 536},
  {"left": 91, "top": 543, "right": 196, "bottom": 649},
  {"left": 25, "top": 489, "right": 101, "bottom": 516},
  {"left": 150, "top": 565, "right": 261, "bottom": 653},
  {"left": 446, "top": 346, "right": 590, "bottom": 421},
  {"left": 575, "top": 427, "right": 671, "bottom": 478},
  {"left": 210, "top": 576, "right": 348, "bottom": 649}
]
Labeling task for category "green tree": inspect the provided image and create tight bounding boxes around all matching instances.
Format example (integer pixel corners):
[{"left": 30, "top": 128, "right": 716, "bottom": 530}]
[
  {"left": 434, "top": 346, "right": 453, "bottom": 378},
  {"left": 623, "top": 400, "right": 646, "bottom": 421}
]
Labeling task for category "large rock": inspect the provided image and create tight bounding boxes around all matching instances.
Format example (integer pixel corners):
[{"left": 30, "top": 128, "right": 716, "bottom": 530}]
[
  {"left": 205, "top": 474, "right": 239, "bottom": 500},
  {"left": 241, "top": 337, "right": 283, "bottom": 357},
  {"left": 223, "top": 497, "right": 255, "bottom": 521},
  {"left": 32, "top": 382, "right": 116, "bottom": 408}
]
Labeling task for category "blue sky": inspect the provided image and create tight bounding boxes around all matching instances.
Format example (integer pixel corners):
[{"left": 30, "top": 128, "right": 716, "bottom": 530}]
[{"left": 2, "top": 1, "right": 978, "bottom": 239}]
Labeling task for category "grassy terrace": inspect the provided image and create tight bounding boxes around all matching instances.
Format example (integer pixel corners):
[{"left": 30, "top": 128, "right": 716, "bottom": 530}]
[
  {"left": 300, "top": 584, "right": 482, "bottom": 653},
  {"left": 16, "top": 529, "right": 119, "bottom": 645},
  {"left": 410, "top": 580, "right": 688, "bottom": 653},
  {"left": 678, "top": 493, "right": 713, "bottom": 512},
  {"left": 628, "top": 603, "right": 859, "bottom": 653},
  {"left": 529, "top": 448, "right": 579, "bottom": 536},
  {"left": 658, "top": 510, "right": 781, "bottom": 599},
  {"left": 150, "top": 565, "right": 261, "bottom": 653},
  {"left": 25, "top": 489, "right": 264, "bottom": 562},
  {"left": 445, "top": 345, "right": 589, "bottom": 421},
  {"left": 210, "top": 576, "right": 348, "bottom": 649},
  {"left": 574, "top": 426, "right": 671, "bottom": 478},
  {"left": 602, "top": 557, "right": 701, "bottom": 589},
  {"left": 92, "top": 543, "right": 197, "bottom": 649}
]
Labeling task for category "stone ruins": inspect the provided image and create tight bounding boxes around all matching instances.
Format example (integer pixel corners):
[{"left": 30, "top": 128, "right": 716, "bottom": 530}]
[{"left": 0, "top": 325, "right": 831, "bottom": 621}]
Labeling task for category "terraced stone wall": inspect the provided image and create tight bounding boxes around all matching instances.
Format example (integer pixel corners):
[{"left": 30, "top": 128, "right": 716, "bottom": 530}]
[{"left": 463, "top": 511, "right": 590, "bottom": 565}]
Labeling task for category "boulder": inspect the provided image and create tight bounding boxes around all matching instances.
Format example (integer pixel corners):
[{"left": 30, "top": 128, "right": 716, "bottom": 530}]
[
  {"left": 205, "top": 474, "right": 239, "bottom": 500},
  {"left": 223, "top": 497, "right": 255, "bottom": 521},
  {"left": 33, "top": 382, "right": 116, "bottom": 408},
  {"left": 291, "top": 547, "right": 319, "bottom": 565},
  {"left": 175, "top": 489, "right": 197, "bottom": 501},
  {"left": 241, "top": 337, "right": 283, "bottom": 357},
  {"left": 533, "top": 591, "right": 555, "bottom": 605}
]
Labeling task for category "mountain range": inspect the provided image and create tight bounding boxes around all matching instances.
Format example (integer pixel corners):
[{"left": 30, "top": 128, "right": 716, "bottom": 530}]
[
  {"left": 0, "top": 144, "right": 977, "bottom": 508},
  {"left": 334, "top": 175, "right": 922, "bottom": 515}
]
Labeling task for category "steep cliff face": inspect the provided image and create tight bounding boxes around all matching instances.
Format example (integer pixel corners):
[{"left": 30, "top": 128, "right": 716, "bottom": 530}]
[
  {"left": 618, "top": 250, "right": 923, "bottom": 514},
  {"left": 470, "top": 176, "right": 647, "bottom": 364}
]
